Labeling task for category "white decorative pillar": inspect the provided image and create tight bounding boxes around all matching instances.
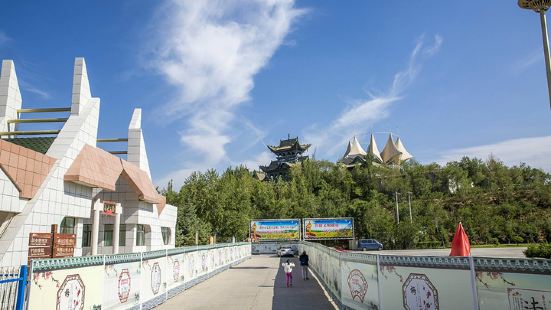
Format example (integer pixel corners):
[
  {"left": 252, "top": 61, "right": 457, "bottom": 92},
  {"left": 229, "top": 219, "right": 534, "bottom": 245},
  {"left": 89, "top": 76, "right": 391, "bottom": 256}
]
[
  {"left": 91, "top": 200, "right": 103, "bottom": 255},
  {"left": 113, "top": 203, "right": 122, "bottom": 254}
]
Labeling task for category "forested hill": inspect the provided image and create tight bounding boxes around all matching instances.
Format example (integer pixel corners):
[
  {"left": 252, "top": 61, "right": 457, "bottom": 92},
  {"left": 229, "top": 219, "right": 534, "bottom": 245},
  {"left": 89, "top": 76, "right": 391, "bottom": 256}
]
[{"left": 161, "top": 157, "right": 551, "bottom": 249}]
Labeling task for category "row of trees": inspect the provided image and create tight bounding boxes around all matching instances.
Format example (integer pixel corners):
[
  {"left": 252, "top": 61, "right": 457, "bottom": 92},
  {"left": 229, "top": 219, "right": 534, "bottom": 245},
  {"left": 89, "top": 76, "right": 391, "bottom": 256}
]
[{"left": 161, "top": 157, "right": 551, "bottom": 249}]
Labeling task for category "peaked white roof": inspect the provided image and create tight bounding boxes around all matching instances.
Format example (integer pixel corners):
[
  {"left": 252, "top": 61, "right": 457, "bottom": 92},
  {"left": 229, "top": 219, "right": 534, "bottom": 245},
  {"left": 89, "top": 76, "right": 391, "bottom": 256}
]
[
  {"left": 342, "top": 136, "right": 367, "bottom": 160},
  {"left": 381, "top": 134, "right": 402, "bottom": 164},
  {"left": 395, "top": 137, "right": 413, "bottom": 162},
  {"left": 367, "top": 133, "right": 383, "bottom": 163}
]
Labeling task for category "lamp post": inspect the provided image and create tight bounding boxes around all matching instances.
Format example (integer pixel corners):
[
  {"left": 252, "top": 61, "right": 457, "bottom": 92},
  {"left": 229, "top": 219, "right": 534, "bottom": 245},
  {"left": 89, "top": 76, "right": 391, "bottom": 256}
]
[
  {"left": 395, "top": 192, "right": 400, "bottom": 224},
  {"left": 407, "top": 192, "right": 413, "bottom": 223},
  {"left": 518, "top": 0, "right": 551, "bottom": 109}
]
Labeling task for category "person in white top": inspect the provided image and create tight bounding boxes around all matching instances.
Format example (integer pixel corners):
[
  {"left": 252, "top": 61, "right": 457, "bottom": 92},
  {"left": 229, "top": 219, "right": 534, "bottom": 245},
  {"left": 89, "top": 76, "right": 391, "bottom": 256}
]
[{"left": 282, "top": 259, "right": 295, "bottom": 287}]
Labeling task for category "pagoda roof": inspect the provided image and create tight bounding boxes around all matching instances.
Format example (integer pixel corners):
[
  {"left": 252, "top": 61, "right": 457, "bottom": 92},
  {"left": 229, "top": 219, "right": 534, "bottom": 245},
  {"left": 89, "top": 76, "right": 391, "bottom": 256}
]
[
  {"left": 341, "top": 155, "right": 366, "bottom": 166},
  {"left": 267, "top": 136, "right": 311, "bottom": 153},
  {"left": 259, "top": 161, "right": 295, "bottom": 173}
]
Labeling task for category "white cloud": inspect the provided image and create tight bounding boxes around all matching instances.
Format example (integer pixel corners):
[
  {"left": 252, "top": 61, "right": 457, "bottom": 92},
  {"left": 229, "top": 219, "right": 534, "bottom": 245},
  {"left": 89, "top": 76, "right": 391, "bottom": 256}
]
[
  {"left": 151, "top": 0, "right": 306, "bottom": 187},
  {"left": 513, "top": 48, "right": 543, "bottom": 72},
  {"left": 19, "top": 80, "right": 51, "bottom": 99},
  {"left": 435, "top": 135, "right": 551, "bottom": 171},
  {"left": 305, "top": 34, "right": 442, "bottom": 158},
  {"left": 241, "top": 151, "right": 273, "bottom": 171},
  {"left": 0, "top": 31, "right": 9, "bottom": 46}
]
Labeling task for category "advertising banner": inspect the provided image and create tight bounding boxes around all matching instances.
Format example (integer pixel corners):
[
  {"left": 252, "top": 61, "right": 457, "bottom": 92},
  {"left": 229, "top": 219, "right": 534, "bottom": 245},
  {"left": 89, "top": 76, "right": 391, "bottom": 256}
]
[
  {"left": 250, "top": 219, "right": 300, "bottom": 241},
  {"left": 303, "top": 218, "right": 354, "bottom": 240}
]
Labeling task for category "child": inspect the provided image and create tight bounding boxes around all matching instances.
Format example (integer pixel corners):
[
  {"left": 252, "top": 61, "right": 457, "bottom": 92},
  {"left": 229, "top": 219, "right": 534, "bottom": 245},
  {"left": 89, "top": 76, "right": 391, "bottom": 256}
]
[{"left": 282, "top": 259, "right": 295, "bottom": 287}]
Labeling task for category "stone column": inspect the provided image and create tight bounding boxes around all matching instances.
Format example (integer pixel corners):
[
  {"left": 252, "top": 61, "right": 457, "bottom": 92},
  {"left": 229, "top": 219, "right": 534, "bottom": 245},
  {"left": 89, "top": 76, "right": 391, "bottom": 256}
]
[
  {"left": 113, "top": 203, "right": 122, "bottom": 254},
  {"left": 91, "top": 200, "right": 103, "bottom": 255}
]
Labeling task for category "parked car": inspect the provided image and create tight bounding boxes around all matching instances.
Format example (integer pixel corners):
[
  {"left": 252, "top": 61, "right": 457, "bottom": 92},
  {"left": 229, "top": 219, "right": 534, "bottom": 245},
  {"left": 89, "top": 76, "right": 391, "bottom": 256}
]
[
  {"left": 277, "top": 247, "right": 295, "bottom": 257},
  {"left": 358, "top": 239, "right": 383, "bottom": 251}
]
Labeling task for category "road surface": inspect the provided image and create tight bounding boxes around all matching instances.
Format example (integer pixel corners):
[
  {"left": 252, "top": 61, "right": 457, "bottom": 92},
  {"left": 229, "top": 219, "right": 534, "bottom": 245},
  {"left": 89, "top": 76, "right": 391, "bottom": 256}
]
[
  {"left": 158, "top": 255, "right": 336, "bottom": 310},
  {"left": 360, "top": 247, "right": 527, "bottom": 258}
]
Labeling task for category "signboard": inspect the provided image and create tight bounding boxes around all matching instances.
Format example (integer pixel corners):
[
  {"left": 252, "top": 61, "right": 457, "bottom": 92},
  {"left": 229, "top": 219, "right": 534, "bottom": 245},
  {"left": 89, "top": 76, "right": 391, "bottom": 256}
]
[
  {"left": 29, "top": 233, "right": 53, "bottom": 247},
  {"left": 53, "top": 246, "right": 74, "bottom": 258},
  {"left": 28, "top": 246, "right": 52, "bottom": 258},
  {"left": 250, "top": 219, "right": 300, "bottom": 241},
  {"left": 303, "top": 218, "right": 354, "bottom": 240},
  {"left": 103, "top": 202, "right": 116, "bottom": 215},
  {"left": 54, "top": 234, "right": 76, "bottom": 247},
  {"left": 28, "top": 226, "right": 76, "bottom": 263},
  {"left": 53, "top": 233, "right": 76, "bottom": 258}
]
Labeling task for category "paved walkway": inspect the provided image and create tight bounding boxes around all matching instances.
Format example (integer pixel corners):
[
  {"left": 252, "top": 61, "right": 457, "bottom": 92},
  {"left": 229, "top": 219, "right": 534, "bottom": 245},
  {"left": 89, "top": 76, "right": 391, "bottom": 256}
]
[{"left": 158, "top": 255, "right": 336, "bottom": 310}]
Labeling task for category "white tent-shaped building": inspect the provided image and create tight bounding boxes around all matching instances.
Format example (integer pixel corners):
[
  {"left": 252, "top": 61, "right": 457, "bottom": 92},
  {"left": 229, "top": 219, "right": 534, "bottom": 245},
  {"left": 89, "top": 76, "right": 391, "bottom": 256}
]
[
  {"left": 367, "top": 133, "right": 383, "bottom": 163},
  {"left": 381, "top": 134, "right": 402, "bottom": 165},
  {"left": 341, "top": 136, "right": 367, "bottom": 166},
  {"left": 395, "top": 137, "right": 413, "bottom": 162}
]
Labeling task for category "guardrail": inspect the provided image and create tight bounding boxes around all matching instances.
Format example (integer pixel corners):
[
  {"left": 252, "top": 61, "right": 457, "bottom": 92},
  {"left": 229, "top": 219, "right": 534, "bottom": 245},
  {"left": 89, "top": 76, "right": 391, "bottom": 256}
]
[
  {"left": 298, "top": 241, "right": 551, "bottom": 310},
  {"left": 0, "top": 265, "right": 28, "bottom": 310},
  {"left": 27, "top": 243, "right": 251, "bottom": 310}
]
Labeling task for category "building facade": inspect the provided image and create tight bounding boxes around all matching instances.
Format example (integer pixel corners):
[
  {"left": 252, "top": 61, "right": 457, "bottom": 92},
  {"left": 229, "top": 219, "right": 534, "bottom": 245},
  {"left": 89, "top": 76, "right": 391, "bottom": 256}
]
[{"left": 0, "top": 58, "right": 176, "bottom": 266}]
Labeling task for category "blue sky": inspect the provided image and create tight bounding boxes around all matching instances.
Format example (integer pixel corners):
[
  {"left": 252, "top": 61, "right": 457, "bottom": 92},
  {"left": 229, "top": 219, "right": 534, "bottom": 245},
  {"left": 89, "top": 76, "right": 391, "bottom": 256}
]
[{"left": 1, "top": 1, "right": 550, "bottom": 188}]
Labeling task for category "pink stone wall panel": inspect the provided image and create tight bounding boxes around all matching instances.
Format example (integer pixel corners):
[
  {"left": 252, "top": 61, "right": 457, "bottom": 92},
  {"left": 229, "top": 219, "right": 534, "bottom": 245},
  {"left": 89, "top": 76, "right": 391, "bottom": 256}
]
[
  {"left": 0, "top": 139, "right": 56, "bottom": 199},
  {"left": 64, "top": 144, "right": 166, "bottom": 213},
  {"left": 120, "top": 159, "right": 165, "bottom": 209},
  {"left": 64, "top": 144, "right": 122, "bottom": 191}
]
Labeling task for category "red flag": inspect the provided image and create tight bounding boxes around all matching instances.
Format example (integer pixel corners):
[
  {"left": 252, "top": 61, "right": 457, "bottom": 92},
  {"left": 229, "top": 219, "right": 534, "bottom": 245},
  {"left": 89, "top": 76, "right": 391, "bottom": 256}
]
[{"left": 450, "top": 222, "right": 471, "bottom": 256}]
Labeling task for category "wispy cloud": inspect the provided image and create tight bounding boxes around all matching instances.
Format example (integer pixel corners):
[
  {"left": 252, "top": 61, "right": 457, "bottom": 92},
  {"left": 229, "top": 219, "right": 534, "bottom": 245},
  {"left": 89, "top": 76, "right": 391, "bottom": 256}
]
[
  {"left": 0, "top": 31, "right": 10, "bottom": 46},
  {"left": 150, "top": 0, "right": 306, "bottom": 187},
  {"left": 435, "top": 135, "right": 551, "bottom": 171},
  {"left": 305, "top": 34, "right": 443, "bottom": 158},
  {"left": 241, "top": 151, "right": 273, "bottom": 171},
  {"left": 19, "top": 80, "right": 51, "bottom": 99},
  {"left": 512, "top": 48, "right": 543, "bottom": 72}
]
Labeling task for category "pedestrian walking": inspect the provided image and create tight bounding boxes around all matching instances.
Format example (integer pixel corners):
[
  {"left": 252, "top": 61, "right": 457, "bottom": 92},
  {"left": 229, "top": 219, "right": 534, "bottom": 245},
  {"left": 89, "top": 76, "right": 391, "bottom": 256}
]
[
  {"left": 282, "top": 259, "right": 295, "bottom": 287},
  {"left": 299, "top": 251, "right": 309, "bottom": 280}
]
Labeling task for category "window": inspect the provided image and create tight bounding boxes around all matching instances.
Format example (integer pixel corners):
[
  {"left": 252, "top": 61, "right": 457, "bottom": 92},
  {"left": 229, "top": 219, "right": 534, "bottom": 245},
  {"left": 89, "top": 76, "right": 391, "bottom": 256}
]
[
  {"left": 82, "top": 224, "right": 91, "bottom": 247},
  {"left": 136, "top": 224, "right": 145, "bottom": 246},
  {"left": 161, "top": 227, "right": 171, "bottom": 245},
  {"left": 60, "top": 217, "right": 76, "bottom": 234},
  {"left": 119, "top": 224, "right": 126, "bottom": 246},
  {"left": 104, "top": 224, "right": 113, "bottom": 246}
]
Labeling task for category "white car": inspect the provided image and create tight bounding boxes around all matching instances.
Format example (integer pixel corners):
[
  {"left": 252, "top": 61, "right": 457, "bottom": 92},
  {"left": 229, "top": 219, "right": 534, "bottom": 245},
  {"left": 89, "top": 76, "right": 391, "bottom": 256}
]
[{"left": 277, "top": 247, "right": 294, "bottom": 257}]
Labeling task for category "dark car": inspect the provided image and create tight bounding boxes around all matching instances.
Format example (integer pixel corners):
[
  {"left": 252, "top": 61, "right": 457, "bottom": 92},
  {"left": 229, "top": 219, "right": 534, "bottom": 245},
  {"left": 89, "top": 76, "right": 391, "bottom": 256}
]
[{"left": 358, "top": 239, "right": 383, "bottom": 251}]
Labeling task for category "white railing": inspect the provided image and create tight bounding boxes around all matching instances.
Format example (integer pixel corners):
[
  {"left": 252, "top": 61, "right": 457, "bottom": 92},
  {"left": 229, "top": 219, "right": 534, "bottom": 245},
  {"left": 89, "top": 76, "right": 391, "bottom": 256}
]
[
  {"left": 27, "top": 242, "right": 251, "bottom": 310},
  {"left": 299, "top": 241, "right": 551, "bottom": 310}
]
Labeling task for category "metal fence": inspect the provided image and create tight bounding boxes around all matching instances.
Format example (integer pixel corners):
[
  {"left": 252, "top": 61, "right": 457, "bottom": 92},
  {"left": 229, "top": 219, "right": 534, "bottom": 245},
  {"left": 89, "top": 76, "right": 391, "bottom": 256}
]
[{"left": 0, "top": 265, "right": 28, "bottom": 310}]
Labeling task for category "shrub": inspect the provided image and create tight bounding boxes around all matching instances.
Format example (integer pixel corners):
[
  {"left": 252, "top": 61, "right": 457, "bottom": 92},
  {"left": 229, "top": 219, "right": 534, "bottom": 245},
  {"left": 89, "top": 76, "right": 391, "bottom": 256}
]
[
  {"left": 511, "top": 236, "right": 524, "bottom": 244},
  {"left": 524, "top": 243, "right": 551, "bottom": 258}
]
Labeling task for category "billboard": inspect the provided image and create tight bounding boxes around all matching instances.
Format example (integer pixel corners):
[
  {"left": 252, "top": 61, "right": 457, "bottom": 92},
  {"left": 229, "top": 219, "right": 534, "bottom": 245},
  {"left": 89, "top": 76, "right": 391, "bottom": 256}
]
[
  {"left": 250, "top": 219, "right": 300, "bottom": 241},
  {"left": 303, "top": 218, "right": 354, "bottom": 240}
]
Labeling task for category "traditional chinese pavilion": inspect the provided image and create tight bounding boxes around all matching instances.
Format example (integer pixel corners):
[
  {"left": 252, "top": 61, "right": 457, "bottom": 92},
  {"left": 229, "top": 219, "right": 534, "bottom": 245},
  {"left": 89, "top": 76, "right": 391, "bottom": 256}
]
[{"left": 259, "top": 135, "right": 311, "bottom": 180}]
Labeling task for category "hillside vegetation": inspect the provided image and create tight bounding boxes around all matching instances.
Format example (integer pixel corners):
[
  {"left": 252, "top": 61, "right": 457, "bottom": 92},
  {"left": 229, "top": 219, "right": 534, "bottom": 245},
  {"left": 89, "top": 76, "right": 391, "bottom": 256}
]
[{"left": 162, "top": 157, "right": 551, "bottom": 249}]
